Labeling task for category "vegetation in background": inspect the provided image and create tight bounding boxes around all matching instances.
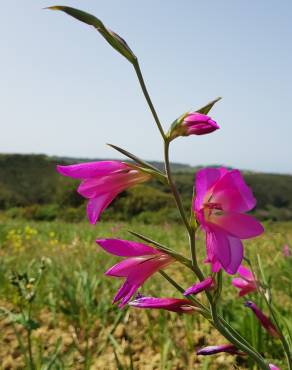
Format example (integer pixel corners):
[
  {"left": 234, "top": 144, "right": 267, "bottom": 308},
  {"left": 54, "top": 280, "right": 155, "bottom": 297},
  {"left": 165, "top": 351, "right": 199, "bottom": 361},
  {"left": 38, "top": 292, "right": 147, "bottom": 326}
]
[
  {"left": 0, "top": 219, "right": 291, "bottom": 369},
  {"left": 1, "top": 154, "right": 292, "bottom": 223}
]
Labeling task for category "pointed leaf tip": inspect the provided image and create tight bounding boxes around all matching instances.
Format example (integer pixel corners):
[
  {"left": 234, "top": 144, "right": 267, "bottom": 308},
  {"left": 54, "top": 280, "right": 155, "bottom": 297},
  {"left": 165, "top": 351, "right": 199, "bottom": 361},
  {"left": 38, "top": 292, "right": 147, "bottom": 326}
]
[
  {"left": 47, "top": 5, "right": 136, "bottom": 64},
  {"left": 46, "top": 6, "right": 63, "bottom": 11},
  {"left": 196, "top": 97, "right": 222, "bottom": 115}
]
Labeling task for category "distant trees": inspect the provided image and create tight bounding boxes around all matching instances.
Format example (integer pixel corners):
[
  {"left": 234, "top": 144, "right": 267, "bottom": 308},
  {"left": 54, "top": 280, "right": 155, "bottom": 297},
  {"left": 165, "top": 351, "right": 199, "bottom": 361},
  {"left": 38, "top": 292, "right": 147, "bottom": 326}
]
[{"left": 1, "top": 154, "right": 292, "bottom": 222}]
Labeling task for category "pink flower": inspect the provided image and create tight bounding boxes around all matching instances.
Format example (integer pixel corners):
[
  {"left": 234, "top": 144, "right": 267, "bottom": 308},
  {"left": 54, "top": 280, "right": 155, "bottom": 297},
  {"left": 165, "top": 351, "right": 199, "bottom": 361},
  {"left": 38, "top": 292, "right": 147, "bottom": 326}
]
[
  {"left": 283, "top": 244, "right": 291, "bottom": 257},
  {"left": 96, "top": 239, "right": 174, "bottom": 307},
  {"left": 244, "top": 301, "right": 280, "bottom": 338},
  {"left": 169, "top": 112, "right": 219, "bottom": 140},
  {"left": 184, "top": 276, "right": 214, "bottom": 296},
  {"left": 196, "top": 344, "right": 242, "bottom": 355},
  {"left": 193, "top": 168, "right": 264, "bottom": 274},
  {"left": 269, "top": 364, "right": 280, "bottom": 370},
  {"left": 129, "top": 296, "right": 197, "bottom": 314},
  {"left": 232, "top": 265, "right": 257, "bottom": 296},
  {"left": 57, "top": 161, "right": 150, "bottom": 224}
]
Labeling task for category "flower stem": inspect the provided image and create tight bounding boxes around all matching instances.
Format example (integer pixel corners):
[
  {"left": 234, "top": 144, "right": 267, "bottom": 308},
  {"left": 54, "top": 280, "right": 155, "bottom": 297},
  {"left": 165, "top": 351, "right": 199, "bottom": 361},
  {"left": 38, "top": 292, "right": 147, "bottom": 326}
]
[
  {"left": 209, "top": 302, "right": 270, "bottom": 370},
  {"left": 249, "top": 257, "right": 292, "bottom": 369},
  {"left": 133, "top": 61, "right": 166, "bottom": 140},
  {"left": 164, "top": 140, "right": 192, "bottom": 234},
  {"left": 263, "top": 295, "right": 292, "bottom": 369},
  {"left": 132, "top": 61, "right": 270, "bottom": 370}
]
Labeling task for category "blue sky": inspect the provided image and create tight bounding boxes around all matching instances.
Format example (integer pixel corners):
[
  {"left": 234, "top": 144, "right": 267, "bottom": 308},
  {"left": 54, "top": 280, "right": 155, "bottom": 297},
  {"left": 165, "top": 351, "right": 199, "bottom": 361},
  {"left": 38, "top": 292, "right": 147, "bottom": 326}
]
[{"left": 1, "top": 1, "right": 292, "bottom": 173}]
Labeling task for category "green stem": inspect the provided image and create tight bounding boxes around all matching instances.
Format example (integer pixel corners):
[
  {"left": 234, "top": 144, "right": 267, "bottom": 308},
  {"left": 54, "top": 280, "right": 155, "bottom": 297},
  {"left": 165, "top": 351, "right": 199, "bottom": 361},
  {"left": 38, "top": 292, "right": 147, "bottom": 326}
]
[
  {"left": 12, "top": 321, "right": 30, "bottom": 368},
  {"left": 27, "top": 329, "right": 34, "bottom": 370},
  {"left": 164, "top": 140, "right": 192, "bottom": 233},
  {"left": 262, "top": 292, "right": 292, "bottom": 369},
  {"left": 133, "top": 61, "right": 166, "bottom": 140},
  {"left": 26, "top": 305, "right": 35, "bottom": 370},
  {"left": 188, "top": 227, "right": 205, "bottom": 281},
  {"left": 210, "top": 302, "right": 270, "bottom": 370},
  {"left": 249, "top": 258, "right": 292, "bottom": 369}
]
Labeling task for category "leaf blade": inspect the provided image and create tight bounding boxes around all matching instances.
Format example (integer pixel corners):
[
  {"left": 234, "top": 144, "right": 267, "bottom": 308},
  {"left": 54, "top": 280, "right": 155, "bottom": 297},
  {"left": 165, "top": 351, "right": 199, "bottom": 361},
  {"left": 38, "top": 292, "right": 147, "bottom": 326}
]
[{"left": 47, "top": 6, "right": 136, "bottom": 63}]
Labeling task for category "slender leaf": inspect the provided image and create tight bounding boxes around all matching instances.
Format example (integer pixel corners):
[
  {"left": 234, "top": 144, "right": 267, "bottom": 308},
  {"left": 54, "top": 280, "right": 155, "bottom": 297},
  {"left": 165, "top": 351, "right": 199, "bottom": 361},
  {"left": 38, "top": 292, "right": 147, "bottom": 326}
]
[
  {"left": 196, "top": 97, "right": 222, "bottom": 115},
  {"left": 48, "top": 6, "right": 136, "bottom": 63},
  {"left": 128, "top": 230, "right": 192, "bottom": 268},
  {"left": 107, "top": 143, "right": 165, "bottom": 176}
]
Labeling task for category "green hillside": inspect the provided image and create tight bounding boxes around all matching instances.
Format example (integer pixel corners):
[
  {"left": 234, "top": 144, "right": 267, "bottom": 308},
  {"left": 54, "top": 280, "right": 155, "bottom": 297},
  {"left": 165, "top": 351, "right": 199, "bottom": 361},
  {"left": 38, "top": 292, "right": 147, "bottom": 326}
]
[{"left": 1, "top": 153, "right": 292, "bottom": 222}]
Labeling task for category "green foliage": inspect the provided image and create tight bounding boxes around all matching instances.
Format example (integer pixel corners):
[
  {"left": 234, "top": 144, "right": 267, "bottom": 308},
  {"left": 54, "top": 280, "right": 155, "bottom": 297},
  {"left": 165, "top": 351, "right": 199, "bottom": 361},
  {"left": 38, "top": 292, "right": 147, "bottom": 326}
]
[
  {"left": 0, "top": 219, "right": 290, "bottom": 368},
  {"left": 1, "top": 154, "right": 292, "bottom": 222}
]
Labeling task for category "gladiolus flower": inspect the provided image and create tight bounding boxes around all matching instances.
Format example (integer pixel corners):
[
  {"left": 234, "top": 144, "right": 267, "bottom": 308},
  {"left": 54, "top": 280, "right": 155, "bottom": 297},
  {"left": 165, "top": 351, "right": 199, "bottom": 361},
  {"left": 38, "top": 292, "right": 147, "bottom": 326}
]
[
  {"left": 184, "top": 276, "right": 214, "bottom": 296},
  {"left": 193, "top": 167, "right": 264, "bottom": 274},
  {"left": 168, "top": 112, "right": 219, "bottom": 140},
  {"left": 244, "top": 301, "right": 280, "bottom": 338},
  {"left": 96, "top": 239, "right": 174, "bottom": 307},
  {"left": 57, "top": 161, "right": 151, "bottom": 224},
  {"left": 283, "top": 244, "right": 291, "bottom": 257},
  {"left": 232, "top": 265, "right": 257, "bottom": 296},
  {"left": 196, "top": 344, "right": 242, "bottom": 356},
  {"left": 269, "top": 364, "right": 280, "bottom": 370},
  {"left": 129, "top": 296, "right": 197, "bottom": 314}
]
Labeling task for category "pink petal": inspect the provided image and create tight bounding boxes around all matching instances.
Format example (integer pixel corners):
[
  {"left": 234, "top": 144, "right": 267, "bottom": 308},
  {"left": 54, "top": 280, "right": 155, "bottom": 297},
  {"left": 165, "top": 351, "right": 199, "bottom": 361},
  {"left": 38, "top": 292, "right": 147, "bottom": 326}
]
[
  {"left": 184, "top": 277, "right": 213, "bottom": 296},
  {"left": 269, "top": 364, "right": 280, "bottom": 370},
  {"left": 206, "top": 227, "right": 231, "bottom": 271},
  {"left": 125, "top": 256, "right": 172, "bottom": 286},
  {"left": 238, "top": 286, "right": 256, "bottom": 297},
  {"left": 78, "top": 170, "right": 149, "bottom": 199},
  {"left": 245, "top": 301, "right": 280, "bottom": 338},
  {"left": 196, "top": 344, "right": 242, "bottom": 355},
  {"left": 86, "top": 192, "right": 117, "bottom": 224},
  {"left": 210, "top": 213, "right": 264, "bottom": 239},
  {"left": 238, "top": 265, "right": 254, "bottom": 281},
  {"left": 77, "top": 173, "right": 129, "bottom": 198},
  {"left": 113, "top": 281, "right": 138, "bottom": 306},
  {"left": 232, "top": 278, "right": 249, "bottom": 289},
  {"left": 194, "top": 168, "right": 222, "bottom": 211},
  {"left": 111, "top": 256, "right": 172, "bottom": 307},
  {"left": 212, "top": 170, "right": 256, "bottom": 212},
  {"left": 206, "top": 226, "right": 243, "bottom": 274},
  {"left": 56, "top": 161, "right": 127, "bottom": 179},
  {"left": 211, "top": 188, "right": 254, "bottom": 213},
  {"left": 184, "top": 112, "right": 211, "bottom": 124},
  {"left": 119, "top": 284, "right": 140, "bottom": 308},
  {"left": 129, "top": 297, "right": 196, "bottom": 313},
  {"left": 96, "top": 239, "right": 158, "bottom": 257},
  {"left": 224, "top": 235, "right": 243, "bottom": 274},
  {"left": 105, "top": 257, "right": 148, "bottom": 277}
]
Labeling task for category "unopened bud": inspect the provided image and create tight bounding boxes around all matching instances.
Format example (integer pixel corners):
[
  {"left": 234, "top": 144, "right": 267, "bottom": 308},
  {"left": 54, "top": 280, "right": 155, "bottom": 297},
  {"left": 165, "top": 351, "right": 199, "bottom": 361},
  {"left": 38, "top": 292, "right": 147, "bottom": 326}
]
[{"left": 167, "top": 112, "right": 219, "bottom": 141}]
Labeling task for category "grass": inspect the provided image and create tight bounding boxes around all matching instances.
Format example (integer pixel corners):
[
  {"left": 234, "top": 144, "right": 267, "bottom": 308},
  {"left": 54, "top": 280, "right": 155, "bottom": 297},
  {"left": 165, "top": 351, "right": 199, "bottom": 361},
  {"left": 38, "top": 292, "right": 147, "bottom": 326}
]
[{"left": 0, "top": 217, "right": 291, "bottom": 369}]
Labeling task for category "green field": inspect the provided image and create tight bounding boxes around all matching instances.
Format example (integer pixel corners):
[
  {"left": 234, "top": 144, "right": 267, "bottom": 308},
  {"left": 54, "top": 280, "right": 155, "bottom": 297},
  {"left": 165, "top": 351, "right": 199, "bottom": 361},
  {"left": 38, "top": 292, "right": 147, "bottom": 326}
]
[{"left": 0, "top": 218, "right": 291, "bottom": 369}]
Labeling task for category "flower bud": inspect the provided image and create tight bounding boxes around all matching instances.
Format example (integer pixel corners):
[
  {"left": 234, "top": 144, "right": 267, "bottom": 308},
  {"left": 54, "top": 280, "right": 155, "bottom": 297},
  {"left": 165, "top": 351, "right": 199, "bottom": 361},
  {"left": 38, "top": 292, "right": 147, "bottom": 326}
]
[
  {"left": 167, "top": 112, "right": 219, "bottom": 141},
  {"left": 244, "top": 301, "right": 280, "bottom": 338},
  {"left": 184, "top": 276, "right": 214, "bottom": 296},
  {"left": 196, "top": 344, "right": 242, "bottom": 356}
]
